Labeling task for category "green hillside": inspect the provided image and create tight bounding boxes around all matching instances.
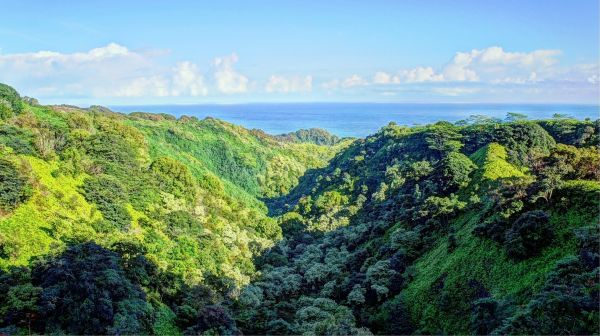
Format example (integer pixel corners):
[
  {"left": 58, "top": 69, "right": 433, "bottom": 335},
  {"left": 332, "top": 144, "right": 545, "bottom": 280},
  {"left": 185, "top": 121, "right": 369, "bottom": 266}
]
[{"left": 0, "top": 83, "right": 598, "bottom": 335}]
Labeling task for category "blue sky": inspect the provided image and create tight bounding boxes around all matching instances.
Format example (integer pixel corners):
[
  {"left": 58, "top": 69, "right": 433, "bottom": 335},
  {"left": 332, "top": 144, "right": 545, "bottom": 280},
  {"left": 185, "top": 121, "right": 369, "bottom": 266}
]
[{"left": 0, "top": 0, "right": 598, "bottom": 104}]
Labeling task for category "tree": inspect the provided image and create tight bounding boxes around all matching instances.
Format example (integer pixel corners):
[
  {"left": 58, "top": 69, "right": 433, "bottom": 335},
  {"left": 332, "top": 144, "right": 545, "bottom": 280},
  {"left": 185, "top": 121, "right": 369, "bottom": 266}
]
[
  {"left": 150, "top": 156, "right": 197, "bottom": 202},
  {"left": 436, "top": 152, "right": 476, "bottom": 192},
  {"left": 82, "top": 175, "right": 132, "bottom": 231},
  {"left": 0, "top": 159, "right": 32, "bottom": 213},
  {"left": 31, "top": 243, "right": 153, "bottom": 334},
  {"left": 184, "top": 305, "right": 239, "bottom": 335},
  {"left": 505, "top": 210, "right": 553, "bottom": 259},
  {"left": 505, "top": 112, "right": 528, "bottom": 122},
  {"left": 0, "top": 84, "right": 23, "bottom": 119}
]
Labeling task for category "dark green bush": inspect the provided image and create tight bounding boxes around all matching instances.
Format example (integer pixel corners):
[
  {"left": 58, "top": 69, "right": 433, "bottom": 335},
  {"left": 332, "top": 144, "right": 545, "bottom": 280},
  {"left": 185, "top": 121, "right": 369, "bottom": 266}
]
[
  {"left": 0, "top": 84, "right": 23, "bottom": 120},
  {"left": 84, "top": 132, "right": 139, "bottom": 175},
  {"left": 31, "top": 242, "right": 153, "bottom": 334},
  {"left": 0, "top": 125, "right": 37, "bottom": 155},
  {"left": 505, "top": 210, "right": 552, "bottom": 259},
  {"left": 0, "top": 159, "right": 32, "bottom": 212},
  {"left": 82, "top": 175, "right": 131, "bottom": 231}
]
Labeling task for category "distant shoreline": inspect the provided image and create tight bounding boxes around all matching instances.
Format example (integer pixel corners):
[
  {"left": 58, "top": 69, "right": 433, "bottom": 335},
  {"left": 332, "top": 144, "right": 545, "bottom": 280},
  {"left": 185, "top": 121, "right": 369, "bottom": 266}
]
[{"left": 110, "top": 103, "right": 599, "bottom": 138}]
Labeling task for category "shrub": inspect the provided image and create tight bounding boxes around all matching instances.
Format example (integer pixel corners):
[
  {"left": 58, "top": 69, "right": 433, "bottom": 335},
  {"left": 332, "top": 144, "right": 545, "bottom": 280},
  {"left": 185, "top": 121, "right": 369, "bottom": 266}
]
[
  {"left": 82, "top": 175, "right": 131, "bottom": 231},
  {"left": 184, "top": 305, "right": 238, "bottom": 335},
  {"left": 505, "top": 210, "right": 552, "bottom": 259},
  {"left": 31, "top": 242, "right": 153, "bottom": 334},
  {"left": 0, "top": 84, "right": 23, "bottom": 119},
  {"left": 0, "top": 125, "right": 37, "bottom": 155},
  {"left": 0, "top": 159, "right": 32, "bottom": 212},
  {"left": 436, "top": 152, "right": 476, "bottom": 192},
  {"left": 149, "top": 157, "right": 197, "bottom": 201},
  {"left": 164, "top": 210, "right": 202, "bottom": 237}
]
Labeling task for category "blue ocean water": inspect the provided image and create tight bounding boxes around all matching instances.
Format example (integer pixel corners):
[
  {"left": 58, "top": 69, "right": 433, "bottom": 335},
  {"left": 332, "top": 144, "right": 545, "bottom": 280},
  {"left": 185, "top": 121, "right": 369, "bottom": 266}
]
[{"left": 111, "top": 103, "right": 599, "bottom": 138}]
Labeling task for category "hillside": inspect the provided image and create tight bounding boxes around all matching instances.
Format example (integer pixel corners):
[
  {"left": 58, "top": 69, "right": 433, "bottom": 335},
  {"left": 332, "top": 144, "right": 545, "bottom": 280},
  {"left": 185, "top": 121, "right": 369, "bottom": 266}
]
[
  {"left": 233, "top": 120, "right": 600, "bottom": 334},
  {"left": 0, "top": 83, "right": 599, "bottom": 335}
]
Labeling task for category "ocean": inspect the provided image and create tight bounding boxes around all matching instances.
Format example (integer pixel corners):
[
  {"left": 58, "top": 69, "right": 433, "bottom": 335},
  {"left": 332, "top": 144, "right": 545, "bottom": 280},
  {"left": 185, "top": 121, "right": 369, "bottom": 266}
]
[{"left": 111, "top": 103, "right": 600, "bottom": 138}]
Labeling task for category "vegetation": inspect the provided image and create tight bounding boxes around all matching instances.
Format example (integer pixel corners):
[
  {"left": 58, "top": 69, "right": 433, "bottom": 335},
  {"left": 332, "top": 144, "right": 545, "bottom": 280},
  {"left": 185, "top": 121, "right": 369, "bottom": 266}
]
[
  {"left": 0, "top": 83, "right": 598, "bottom": 335},
  {"left": 276, "top": 128, "right": 343, "bottom": 146}
]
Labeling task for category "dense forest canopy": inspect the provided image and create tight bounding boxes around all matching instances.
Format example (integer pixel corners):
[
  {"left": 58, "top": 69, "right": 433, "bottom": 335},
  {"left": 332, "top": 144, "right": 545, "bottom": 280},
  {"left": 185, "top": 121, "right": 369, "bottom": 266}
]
[{"left": 0, "top": 83, "right": 598, "bottom": 335}]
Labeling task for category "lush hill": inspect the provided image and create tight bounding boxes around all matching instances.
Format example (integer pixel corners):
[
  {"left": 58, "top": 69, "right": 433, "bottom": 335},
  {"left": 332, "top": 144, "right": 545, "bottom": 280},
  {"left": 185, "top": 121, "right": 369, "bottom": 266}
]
[
  {"left": 276, "top": 128, "right": 343, "bottom": 146},
  {"left": 234, "top": 120, "right": 600, "bottom": 335},
  {"left": 0, "top": 84, "right": 346, "bottom": 334},
  {"left": 0, "top": 83, "right": 598, "bottom": 335}
]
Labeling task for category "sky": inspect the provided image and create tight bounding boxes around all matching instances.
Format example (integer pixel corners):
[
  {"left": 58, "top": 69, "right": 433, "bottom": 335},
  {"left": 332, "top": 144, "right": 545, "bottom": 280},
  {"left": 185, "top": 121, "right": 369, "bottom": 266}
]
[{"left": 0, "top": 0, "right": 598, "bottom": 105}]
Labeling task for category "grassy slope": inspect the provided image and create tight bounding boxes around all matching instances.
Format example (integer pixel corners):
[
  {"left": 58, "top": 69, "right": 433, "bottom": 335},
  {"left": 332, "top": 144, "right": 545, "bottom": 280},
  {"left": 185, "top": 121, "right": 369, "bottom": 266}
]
[
  {"left": 402, "top": 143, "right": 598, "bottom": 333},
  {"left": 0, "top": 156, "right": 98, "bottom": 268}
]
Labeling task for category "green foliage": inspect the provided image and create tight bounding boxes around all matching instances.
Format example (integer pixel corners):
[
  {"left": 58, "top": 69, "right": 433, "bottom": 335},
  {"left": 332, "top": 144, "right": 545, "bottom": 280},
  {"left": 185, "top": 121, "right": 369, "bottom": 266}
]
[
  {"left": 0, "top": 85, "right": 598, "bottom": 335},
  {"left": 462, "top": 122, "right": 556, "bottom": 164},
  {"left": 232, "top": 116, "right": 599, "bottom": 335},
  {"left": 150, "top": 156, "right": 197, "bottom": 201},
  {"left": 0, "top": 159, "right": 32, "bottom": 213},
  {"left": 505, "top": 210, "right": 553, "bottom": 259},
  {"left": 30, "top": 243, "right": 153, "bottom": 334},
  {"left": 276, "top": 128, "right": 342, "bottom": 145},
  {"left": 538, "top": 119, "right": 599, "bottom": 147},
  {"left": 0, "top": 84, "right": 23, "bottom": 119},
  {"left": 436, "top": 151, "right": 476, "bottom": 192},
  {"left": 0, "top": 125, "right": 37, "bottom": 155},
  {"left": 82, "top": 174, "right": 132, "bottom": 231},
  {"left": 470, "top": 143, "right": 524, "bottom": 181}
]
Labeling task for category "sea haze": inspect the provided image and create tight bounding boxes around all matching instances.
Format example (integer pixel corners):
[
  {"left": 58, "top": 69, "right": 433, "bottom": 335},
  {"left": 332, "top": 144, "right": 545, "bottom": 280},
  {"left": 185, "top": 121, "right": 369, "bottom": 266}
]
[{"left": 111, "top": 103, "right": 600, "bottom": 138}]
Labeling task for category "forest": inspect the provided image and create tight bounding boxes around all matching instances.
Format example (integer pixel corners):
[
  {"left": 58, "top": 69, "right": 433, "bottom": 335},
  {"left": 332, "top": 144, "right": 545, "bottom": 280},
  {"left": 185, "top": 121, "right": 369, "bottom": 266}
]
[{"left": 0, "top": 82, "right": 598, "bottom": 335}]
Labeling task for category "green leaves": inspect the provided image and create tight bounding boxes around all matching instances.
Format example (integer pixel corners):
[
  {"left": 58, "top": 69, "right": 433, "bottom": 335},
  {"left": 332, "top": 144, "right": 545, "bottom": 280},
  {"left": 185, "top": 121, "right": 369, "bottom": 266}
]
[
  {"left": 150, "top": 156, "right": 197, "bottom": 202},
  {"left": 0, "top": 159, "right": 32, "bottom": 213},
  {"left": 0, "top": 84, "right": 23, "bottom": 120}
]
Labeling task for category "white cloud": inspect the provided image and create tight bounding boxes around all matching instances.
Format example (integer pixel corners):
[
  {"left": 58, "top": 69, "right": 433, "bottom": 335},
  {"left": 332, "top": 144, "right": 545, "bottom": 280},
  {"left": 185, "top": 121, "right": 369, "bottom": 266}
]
[
  {"left": 115, "top": 76, "right": 170, "bottom": 97},
  {"left": 354, "top": 46, "right": 567, "bottom": 88},
  {"left": 321, "top": 75, "right": 369, "bottom": 89},
  {"left": 441, "top": 46, "right": 561, "bottom": 83},
  {"left": 171, "top": 61, "right": 208, "bottom": 96},
  {"left": 265, "top": 75, "right": 312, "bottom": 93},
  {"left": 399, "top": 67, "right": 444, "bottom": 83},
  {"left": 0, "top": 43, "right": 214, "bottom": 99},
  {"left": 373, "top": 71, "right": 395, "bottom": 84},
  {"left": 213, "top": 53, "right": 248, "bottom": 94},
  {"left": 432, "top": 87, "right": 480, "bottom": 96},
  {"left": 342, "top": 74, "right": 368, "bottom": 88},
  {"left": 0, "top": 43, "right": 596, "bottom": 103},
  {"left": 0, "top": 43, "right": 259, "bottom": 100}
]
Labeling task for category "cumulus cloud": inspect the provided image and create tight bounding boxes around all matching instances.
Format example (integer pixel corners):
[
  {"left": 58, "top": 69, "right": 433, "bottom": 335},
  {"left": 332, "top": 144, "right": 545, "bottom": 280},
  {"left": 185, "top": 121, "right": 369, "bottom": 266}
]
[
  {"left": 374, "top": 67, "right": 443, "bottom": 84},
  {"left": 342, "top": 74, "right": 369, "bottom": 87},
  {"left": 171, "top": 61, "right": 208, "bottom": 96},
  {"left": 0, "top": 43, "right": 236, "bottom": 100},
  {"left": 0, "top": 43, "right": 151, "bottom": 98},
  {"left": 113, "top": 62, "right": 208, "bottom": 98},
  {"left": 442, "top": 46, "right": 561, "bottom": 83},
  {"left": 0, "top": 43, "right": 596, "bottom": 102},
  {"left": 114, "top": 76, "right": 170, "bottom": 97},
  {"left": 336, "top": 46, "right": 569, "bottom": 90},
  {"left": 213, "top": 53, "right": 248, "bottom": 94},
  {"left": 265, "top": 75, "right": 312, "bottom": 93},
  {"left": 322, "top": 75, "right": 368, "bottom": 89},
  {"left": 321, "top": 46, "right": 597, "bottom": 98}
]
